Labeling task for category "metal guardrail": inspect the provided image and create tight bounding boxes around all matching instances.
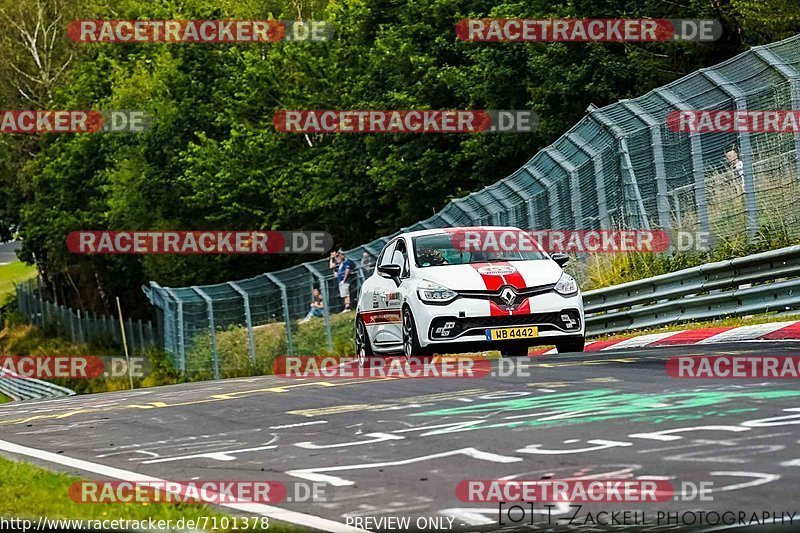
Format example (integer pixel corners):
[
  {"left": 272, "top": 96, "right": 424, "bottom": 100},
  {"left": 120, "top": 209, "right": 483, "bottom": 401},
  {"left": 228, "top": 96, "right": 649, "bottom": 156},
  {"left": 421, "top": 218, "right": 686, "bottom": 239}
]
[
  {"left": 0, "top": 369, "right": 75, "bottom": 402},
  {"left": 584, "top": 245, "right": 800, "bottom": 336}
]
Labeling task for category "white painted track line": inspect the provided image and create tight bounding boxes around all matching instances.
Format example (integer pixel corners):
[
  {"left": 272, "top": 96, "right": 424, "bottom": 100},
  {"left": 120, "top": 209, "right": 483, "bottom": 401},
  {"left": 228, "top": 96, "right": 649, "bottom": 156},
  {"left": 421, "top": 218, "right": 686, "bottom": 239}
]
[{"left": 0, "top": 438, "right": 369, "bottom": 533}]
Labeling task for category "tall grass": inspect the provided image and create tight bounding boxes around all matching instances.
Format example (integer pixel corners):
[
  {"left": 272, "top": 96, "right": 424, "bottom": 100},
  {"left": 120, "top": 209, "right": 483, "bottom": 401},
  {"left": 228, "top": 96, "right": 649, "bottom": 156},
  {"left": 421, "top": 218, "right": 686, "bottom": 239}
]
[{"left": 185, "top": 312, "right": 358, "bottom": 378}]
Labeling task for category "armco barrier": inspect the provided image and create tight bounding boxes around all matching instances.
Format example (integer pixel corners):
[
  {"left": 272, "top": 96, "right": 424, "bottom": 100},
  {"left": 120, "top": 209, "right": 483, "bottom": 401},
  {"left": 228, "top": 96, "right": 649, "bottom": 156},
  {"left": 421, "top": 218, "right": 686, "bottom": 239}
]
[
  {"left": 0, "top": 368, "right": 75, "bottom": 402},
  {"left": 584, "top": 245, "right": 800, "bottom": 335}
]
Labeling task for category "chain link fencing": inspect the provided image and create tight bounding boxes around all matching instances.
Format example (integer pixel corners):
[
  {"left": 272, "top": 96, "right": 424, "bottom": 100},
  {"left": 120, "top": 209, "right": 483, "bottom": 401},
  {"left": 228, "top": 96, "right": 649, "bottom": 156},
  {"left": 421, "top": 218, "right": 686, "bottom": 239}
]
[
  {"left": 17, "top": 279, "right": 158, "bottom": 353},
  {"left": 144, "top": 34, "right": 800, "bottom": 377}
]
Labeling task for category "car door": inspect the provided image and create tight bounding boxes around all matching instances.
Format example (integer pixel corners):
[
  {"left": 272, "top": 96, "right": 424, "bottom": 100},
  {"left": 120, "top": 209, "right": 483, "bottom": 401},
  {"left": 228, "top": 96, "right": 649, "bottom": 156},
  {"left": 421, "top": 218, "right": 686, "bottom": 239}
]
[
  {"left": 364, "top": 240, "right": 404, "bottom": 349},
  {"left": 378, "top": 237, "right": 411, "bottom": 342}
]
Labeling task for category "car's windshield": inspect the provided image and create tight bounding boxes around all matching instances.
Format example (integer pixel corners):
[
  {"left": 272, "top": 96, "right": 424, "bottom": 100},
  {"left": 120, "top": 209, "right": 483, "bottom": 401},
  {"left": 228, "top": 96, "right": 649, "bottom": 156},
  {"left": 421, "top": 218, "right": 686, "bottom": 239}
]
[{"left": 412, "top": 232, "right": 547, "bottom": 267}]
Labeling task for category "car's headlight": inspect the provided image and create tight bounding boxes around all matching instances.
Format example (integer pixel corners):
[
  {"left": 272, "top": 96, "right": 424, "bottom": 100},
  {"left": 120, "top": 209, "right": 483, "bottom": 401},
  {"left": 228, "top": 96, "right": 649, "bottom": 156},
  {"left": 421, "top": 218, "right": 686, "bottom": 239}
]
[
  {"left": 417, "top": 280, "right": 457, "bottom": 303},
  {"left": 554, "top": 272, "right": 579, "bottom": 296}
]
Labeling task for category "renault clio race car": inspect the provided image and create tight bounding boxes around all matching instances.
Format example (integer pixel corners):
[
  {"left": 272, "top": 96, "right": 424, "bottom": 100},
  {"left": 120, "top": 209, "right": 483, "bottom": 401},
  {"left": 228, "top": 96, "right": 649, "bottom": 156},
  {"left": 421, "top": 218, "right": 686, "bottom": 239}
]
[{"left": 354, "top": 227, "right": 585, "bottom": 362}]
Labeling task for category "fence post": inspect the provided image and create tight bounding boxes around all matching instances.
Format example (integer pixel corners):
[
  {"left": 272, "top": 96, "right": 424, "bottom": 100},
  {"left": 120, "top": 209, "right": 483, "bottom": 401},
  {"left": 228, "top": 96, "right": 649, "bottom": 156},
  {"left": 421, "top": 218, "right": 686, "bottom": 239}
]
[
  {"left": 655, "top": 87, "right": 711, "bottom": 236},
  {"left": 228, "top": 282, "right": 256, "bottom": 364},
  {"left": 303, "top": 265, "right": 334, "bottom": 353},
  {"left": 104, "top": 314, "right": 113, "bottom": 342},
  {"left": 145, "top": 321, "right": 155, "bottom": 347},
  {"left": 76, "top": 309, "right": 85, "bottom": 344},
  {"left": 137, "top": 320, "right": 145, "bottom": 352},
  {"left": 525, "top": 166, "right": 562, "bottom": 229},
  {"left": 164, "top": 288, "right": 186, "bottom": 374},
  {"left": 590, "top": 109, "right": 651, "bottom": 230},
  {"left": 36, "top": 277, "right": 46, "bottom": 325},
  {"left": 126, "top": 318, "right": 136, "bottom": 354},
  {"left": 545, "top": 148, "right": 583, "bottom": 228},
  {"left": 68, "top": 307, "right": 76, "bottom": 341},
  {"left": 192, "top": 286, "right": 220, "bottom": 380},
  {"left": 620, "top": 100, "right": 672, "bottom": 232},
  {"left": 16, "top": 285, "right": 24, "bottom": 316},
  {"left": 753, "top": 47, "right": 800, "bottom": 190},
  {"left": 265, "top": 274, "right": 294, "bottom": 356},
  {"left": 503, "top": 179, "right": 532, "bottom": 227},
  {"left": 701, "top": 70, "right": 759, "bottom": 242},
  {"left": 566, "top": 131, "right": 611, "bottom": 229}
]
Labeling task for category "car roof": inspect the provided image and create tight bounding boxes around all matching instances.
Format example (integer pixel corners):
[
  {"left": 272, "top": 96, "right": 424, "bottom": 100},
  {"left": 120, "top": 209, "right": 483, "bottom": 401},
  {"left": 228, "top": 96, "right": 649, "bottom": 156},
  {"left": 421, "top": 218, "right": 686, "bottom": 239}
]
[{"left": 398, "top": 226, "right": 523, "bottom": 239}]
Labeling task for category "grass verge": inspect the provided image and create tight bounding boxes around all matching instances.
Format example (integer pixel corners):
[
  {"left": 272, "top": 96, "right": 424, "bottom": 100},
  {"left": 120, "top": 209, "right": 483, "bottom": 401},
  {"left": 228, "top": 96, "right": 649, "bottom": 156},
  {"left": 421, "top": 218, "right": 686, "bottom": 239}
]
[
  {"left": 0, "top": 318, "right": 184, "bottom": 394},
  {"left": 0, "top": 456, "right": 301, "bottom": 532},
  {"left": 0, "top": 393, "right": 9, "bottom": 403},
  {"left": 0, "top": 262, "right": 36, "bottom": 303}
]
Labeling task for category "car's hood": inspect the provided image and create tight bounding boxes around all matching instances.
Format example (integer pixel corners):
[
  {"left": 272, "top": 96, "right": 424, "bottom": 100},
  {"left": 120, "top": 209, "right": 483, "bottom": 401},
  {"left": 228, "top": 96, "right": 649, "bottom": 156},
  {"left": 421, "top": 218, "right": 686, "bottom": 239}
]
[{"left": 415, "top": 260, "right": 563, "bottom": 291}]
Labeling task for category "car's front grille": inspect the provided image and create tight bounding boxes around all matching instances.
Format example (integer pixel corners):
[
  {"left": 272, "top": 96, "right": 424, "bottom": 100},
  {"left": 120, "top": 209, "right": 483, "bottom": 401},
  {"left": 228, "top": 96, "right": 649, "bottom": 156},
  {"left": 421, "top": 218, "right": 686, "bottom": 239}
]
[
  {"left": 429, "top": 309, "right": 581, "bottom": 340},
  {"left": 456, "top": 284, "right": 556, "bottom": 307}
]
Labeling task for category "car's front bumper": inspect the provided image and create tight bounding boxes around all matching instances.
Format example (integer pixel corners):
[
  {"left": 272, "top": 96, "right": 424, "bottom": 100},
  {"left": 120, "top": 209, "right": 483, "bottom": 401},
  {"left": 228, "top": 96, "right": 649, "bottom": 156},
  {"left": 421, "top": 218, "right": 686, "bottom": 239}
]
[{"left": 414, "top": 292, "right": 584, "bottom": 347}]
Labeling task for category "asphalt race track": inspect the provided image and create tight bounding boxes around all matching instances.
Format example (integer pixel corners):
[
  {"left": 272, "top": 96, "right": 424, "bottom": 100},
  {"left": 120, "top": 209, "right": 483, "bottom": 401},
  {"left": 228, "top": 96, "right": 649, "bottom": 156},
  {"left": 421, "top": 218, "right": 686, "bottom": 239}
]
[
  {"left": 0, "top": 240, "right": 20, "bottom": 265},
  {"left": 2, "top": 343, "right": 800, "bottom": 532}
]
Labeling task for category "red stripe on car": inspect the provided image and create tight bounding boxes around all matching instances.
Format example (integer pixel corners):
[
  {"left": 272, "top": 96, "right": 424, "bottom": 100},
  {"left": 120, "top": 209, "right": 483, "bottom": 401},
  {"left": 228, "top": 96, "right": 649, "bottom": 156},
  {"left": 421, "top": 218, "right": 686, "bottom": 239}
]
[{"left": 360, "top": 310, "right": 402, "bottom": 324}]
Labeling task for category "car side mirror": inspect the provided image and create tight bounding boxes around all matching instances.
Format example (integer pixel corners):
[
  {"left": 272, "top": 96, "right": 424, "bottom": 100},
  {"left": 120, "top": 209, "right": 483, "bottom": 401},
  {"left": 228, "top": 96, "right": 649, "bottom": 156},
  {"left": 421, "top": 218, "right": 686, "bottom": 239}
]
[
  {"left": 551, "top": 253, "right": 569, "bottom": 267},
  {"left": 377, "top": 264, "right": 402, "bottom": 286}
]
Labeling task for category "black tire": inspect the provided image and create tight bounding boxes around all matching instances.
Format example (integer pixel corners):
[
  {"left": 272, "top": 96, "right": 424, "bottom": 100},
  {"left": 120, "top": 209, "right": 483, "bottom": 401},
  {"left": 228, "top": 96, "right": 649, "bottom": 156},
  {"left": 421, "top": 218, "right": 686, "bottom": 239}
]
[
  {"left": 402, "top": 307, "right": 428, "bottom": 357},
  {"left": 555, "top": 337, "right": 585, "bottom": 354},
  {"left": 500, "top": 342, "right": 530, "bottom": 357},
  {"left": 355, "top": 317, "right": 374, "bottom": 366}
]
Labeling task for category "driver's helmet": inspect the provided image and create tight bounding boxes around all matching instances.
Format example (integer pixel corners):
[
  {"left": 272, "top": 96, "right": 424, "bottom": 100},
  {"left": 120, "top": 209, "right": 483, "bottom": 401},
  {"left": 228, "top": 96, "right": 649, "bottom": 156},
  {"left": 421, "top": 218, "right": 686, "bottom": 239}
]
[{"left": 417, "top": 246, "right": 447, "bottom": 266}]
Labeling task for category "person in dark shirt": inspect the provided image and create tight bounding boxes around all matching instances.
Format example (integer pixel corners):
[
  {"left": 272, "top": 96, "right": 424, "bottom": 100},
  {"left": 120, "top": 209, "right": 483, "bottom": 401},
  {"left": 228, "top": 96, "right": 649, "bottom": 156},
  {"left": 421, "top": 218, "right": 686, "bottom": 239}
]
[{"left": 335, "top": 249, "right": 356, "bottom": 312}]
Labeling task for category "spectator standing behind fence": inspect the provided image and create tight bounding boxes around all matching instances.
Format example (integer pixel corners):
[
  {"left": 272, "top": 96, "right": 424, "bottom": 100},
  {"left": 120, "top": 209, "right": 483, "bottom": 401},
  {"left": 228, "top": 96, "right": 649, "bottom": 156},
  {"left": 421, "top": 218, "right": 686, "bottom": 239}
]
[
  {"left": 329, "top": 249, "right": 341, "bottom": 274},
  {"left": 336, "top": 249, "right": 356, "bottom": 312},
  {"left": 726, "top": 149, "right": 745, "bottom": 190},
  {"left": 300, "top": 287, "right": 325, "bottom": 323}
]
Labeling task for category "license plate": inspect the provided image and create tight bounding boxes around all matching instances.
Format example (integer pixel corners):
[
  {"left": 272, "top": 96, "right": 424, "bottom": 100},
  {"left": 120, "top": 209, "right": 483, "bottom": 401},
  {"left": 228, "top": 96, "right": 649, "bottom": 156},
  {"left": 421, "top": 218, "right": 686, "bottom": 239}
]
[{"left": 485, "top": 326, "right": 538, "bottom": 341}]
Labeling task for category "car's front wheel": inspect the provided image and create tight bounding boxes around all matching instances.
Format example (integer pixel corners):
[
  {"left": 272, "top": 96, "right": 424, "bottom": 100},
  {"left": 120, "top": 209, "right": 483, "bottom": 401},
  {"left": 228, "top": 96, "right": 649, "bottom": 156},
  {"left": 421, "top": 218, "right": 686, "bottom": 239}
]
[
  {"left": 555, "top": 337, "right": 585, "bottom": 353},
  {"left": 355, "top": 317, "right": 374, "bottom": 366},
  {"left": 402, "top": 307, "right": 428, "bottom": 357}
]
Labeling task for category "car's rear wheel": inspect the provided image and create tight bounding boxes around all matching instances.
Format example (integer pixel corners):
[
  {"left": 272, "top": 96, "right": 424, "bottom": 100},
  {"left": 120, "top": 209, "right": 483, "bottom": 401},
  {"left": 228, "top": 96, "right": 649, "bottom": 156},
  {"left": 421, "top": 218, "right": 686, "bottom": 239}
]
[
  {"left": 555, "top": 337, "right": 585, "bottom": 353},
  {"left": 500, "top": 342, "right": 529, "bottom": 357},
  {"left": 355, "top": 317, "right": 374, "bottom": 367},
  {"left": 402, "top": 307, "right": 428, "bottom": 357}
]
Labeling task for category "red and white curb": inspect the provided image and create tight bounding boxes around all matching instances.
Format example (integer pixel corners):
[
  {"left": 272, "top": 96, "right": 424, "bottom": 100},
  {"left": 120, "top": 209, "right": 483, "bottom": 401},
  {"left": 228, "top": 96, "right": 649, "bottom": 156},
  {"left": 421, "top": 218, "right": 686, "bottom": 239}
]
[{"left": 531, "top": 320, "right": 800, "bottom": 356}]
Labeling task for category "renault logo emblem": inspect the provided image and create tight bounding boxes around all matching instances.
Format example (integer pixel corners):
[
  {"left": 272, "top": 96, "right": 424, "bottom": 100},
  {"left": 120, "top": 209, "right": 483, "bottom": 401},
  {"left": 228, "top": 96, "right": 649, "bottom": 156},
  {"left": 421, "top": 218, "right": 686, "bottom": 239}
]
[{"left": 500, "top": 287, "right": 516, "bottom": 306}]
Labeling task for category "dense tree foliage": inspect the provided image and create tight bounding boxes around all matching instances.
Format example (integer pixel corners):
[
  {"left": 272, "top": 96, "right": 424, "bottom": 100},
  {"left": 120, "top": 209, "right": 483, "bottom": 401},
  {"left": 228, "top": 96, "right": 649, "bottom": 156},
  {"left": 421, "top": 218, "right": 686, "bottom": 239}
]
[{"left": 1, "top": 0, "right": 799, "bottom": 315}]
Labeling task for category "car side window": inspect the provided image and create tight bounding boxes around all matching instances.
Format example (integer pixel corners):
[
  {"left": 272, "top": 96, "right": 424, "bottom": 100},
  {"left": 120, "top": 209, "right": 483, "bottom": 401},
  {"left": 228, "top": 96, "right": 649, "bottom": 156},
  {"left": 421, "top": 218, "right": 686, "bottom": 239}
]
[
  {"left": 377, "top": 241, "right": 397, "bottom": 268},
  {"left": 393, "top": 239, "right": 410, "bottom": 277}
]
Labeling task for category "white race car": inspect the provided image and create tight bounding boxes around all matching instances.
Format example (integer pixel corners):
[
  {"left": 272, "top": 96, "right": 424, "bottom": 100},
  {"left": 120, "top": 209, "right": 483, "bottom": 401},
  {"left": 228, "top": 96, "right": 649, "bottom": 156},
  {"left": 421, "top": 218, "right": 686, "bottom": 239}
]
[{"left": 354, "top": 227, "right": 585, "bottom": 362}]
